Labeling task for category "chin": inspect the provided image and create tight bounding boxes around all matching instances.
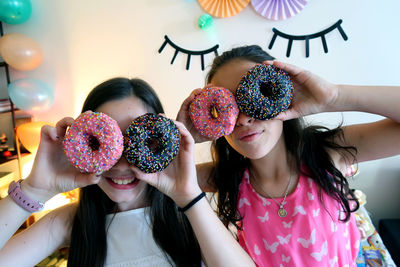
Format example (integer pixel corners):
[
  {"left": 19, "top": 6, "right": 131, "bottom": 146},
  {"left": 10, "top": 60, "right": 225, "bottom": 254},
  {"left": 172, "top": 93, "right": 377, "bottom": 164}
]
[
  {"left": 106, "top": 191, "right": 146, "bottom": 209},
  {"left": 233, "top": 145, "right": 272, "bottom": 159},
  {"left": 245, "top": 152, "right": 270, "bottom": 160}
]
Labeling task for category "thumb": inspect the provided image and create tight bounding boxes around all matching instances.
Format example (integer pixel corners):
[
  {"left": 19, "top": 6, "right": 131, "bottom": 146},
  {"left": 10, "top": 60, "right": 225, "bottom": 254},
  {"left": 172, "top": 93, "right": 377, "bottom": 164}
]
[
  {"left": 74, "top": 173, "right": 102, "bottom": 188},
  {"left": 275, "top": 109, "right": 298, "bottom": 121},
  {"left": 272, "top": 60, "right": 303, "bottom": 76}
]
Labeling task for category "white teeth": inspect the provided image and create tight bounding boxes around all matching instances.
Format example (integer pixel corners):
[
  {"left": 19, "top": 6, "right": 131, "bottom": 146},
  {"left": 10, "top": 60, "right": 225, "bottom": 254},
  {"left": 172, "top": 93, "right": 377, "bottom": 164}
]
[{"left": 111, "top": 178, "right": 135, "bottom": 185}]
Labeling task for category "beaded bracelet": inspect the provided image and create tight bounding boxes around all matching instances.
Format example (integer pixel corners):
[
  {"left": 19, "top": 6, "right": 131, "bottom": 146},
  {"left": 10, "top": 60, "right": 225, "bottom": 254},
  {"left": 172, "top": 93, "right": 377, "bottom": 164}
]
[{"left": 178, "top": 192, "right": 206, "bottom": 212}]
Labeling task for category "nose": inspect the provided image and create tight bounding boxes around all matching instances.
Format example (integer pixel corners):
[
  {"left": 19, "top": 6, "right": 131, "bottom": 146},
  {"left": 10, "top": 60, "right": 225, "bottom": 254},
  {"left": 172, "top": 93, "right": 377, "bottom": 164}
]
[
  {"left": 112, "top": 155, "right": 131, "bottom": 169},
  {"left": 235, "top": 112, "right": 254, "bottom": 127}
]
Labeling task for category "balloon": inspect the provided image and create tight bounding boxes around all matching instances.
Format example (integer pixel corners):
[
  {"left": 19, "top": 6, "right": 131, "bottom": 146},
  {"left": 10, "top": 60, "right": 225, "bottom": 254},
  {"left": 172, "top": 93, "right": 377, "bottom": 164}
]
[
  {"left": 17, "top": 121, "right": 54, "bottom": 153},
  {"left": 8, "top": 78, "right": 54, "bottom": 111},
  {"left": 0, "top": 33, "right": 43, "bottom": 71},
  {"left": 0, "top": 0, "right": 32, "bottom": 24}
]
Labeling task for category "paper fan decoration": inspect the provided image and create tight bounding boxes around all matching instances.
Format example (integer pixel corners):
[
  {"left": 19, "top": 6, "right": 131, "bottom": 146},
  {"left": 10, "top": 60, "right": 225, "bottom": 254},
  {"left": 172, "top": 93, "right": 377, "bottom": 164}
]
[
  {"left": 251, "top": 0, "right": 308, "bottom": 20},
  {"left": 198, "top": 0, "right": 250, "bottom": 18}
]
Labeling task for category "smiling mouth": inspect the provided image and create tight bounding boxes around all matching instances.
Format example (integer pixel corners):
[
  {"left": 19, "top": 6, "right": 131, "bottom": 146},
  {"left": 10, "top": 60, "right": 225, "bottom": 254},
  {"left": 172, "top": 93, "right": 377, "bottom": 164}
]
[
  {"left": 105, "top": 177, "right": 139, "bottom": 188},
  {"left": 110, "top": 178, "right": 136, "bottom": 185}
]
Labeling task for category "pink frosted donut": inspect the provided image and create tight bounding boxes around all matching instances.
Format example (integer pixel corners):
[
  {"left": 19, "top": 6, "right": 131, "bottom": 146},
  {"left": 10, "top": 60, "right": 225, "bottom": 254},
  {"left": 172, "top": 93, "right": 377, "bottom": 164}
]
[
  {"left": 189, "top": 86, "right": 239, "bottom": 139},
  {"left": 63, "top": 112, "right": 124, "bottom": 173}
]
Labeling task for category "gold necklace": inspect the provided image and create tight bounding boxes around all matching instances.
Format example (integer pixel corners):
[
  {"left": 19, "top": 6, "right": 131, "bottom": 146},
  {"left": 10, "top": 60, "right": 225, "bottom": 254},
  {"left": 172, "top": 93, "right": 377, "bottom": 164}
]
[{"left": 250, "top": 168, "right": 293, "bottom": 218}]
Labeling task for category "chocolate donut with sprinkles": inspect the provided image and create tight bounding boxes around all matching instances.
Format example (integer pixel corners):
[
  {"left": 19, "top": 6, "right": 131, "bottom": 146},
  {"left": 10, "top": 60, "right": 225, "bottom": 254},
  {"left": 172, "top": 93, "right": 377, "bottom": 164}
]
[
  {"left": 124, "top": 113, "right": 180, "bottom": 173},
  {"left": 189, "top": 86, "right": 239, "bottom": 139},
  {"left": 63, "top": 112, "right": 124, "bottom": 173},
  {"left": 235, "top": 64, "right": 294, "bottom": 120}
]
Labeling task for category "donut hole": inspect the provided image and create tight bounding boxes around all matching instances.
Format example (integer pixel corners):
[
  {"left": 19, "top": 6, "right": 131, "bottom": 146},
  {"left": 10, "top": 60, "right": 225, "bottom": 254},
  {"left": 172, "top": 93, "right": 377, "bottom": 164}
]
[
  {"left": 147, "top": 137, "right": 161, "bottom": 152},
  {"left": 88, "top": 135, "right": 100, "bottom": 151},
  {"left": 209, "top": 105, "right": 219, "bottom": 119},
  {"left": 260, "top": 82, "right": 278, "bottom": 98}
]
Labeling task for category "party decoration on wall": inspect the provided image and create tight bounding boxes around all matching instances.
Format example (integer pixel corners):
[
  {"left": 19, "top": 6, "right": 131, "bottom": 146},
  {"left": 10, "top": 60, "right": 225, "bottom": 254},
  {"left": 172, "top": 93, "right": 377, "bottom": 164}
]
[
  {"left": 198, "top": 0, "right": 250, "bottom": 18},
  {"left": 268, "top": 19, "right": 348, "bottom": 57},
  {"left": 251, "top": 0, "right": 308, "bottom": 20},
  {"left": 158, "top": 35, "right": 219, "bottom": 70},
  {"left": 0, "top": 33, "right": 43, "bottom": 71},
  {"left": 16, "top": 121, "right": 54, "bottom": 153},
  {"left": 198, "top": 14, "right": 213, "bottom": 30},
  {"left": 8, "top": 78, "right": 54, "bottom": 112},
  {"left": 0, "top": 0, "right": 32, "bottom": 25}
]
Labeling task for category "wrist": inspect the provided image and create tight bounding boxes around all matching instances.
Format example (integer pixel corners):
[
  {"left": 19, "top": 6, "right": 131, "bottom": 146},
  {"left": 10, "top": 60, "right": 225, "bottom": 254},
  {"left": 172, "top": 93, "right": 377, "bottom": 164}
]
[
  {"left": 174, "top": 187, "right": 203, "bottom": 208},
  {"left": 330, "top": 84, "right": 359, "bottom": 112},
  {"left": 20, "top": 178, "right": 55, "bottom": 203},
  {"left": 8, "top": 180, "right": 46, "bottom": 213},
  {"left": 178, "top": 191, "right": 206, "bottom": 213}
]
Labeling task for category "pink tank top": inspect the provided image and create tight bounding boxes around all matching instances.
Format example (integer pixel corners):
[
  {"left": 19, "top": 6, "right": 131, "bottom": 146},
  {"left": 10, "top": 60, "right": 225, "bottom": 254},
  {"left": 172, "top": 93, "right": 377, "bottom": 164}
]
[{"left": 237, "top": 168, "right": 360, "bottom": 267}]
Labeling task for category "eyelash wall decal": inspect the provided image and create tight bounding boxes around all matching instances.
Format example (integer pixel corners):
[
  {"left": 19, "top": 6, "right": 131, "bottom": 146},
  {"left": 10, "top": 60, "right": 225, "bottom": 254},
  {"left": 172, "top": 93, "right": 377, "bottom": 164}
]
[
  {"left": 268, "top": 19, "right": 348, "bottom": 58},
  {"left": 158, "top": 35, "right": 219, "bottom": 71}
]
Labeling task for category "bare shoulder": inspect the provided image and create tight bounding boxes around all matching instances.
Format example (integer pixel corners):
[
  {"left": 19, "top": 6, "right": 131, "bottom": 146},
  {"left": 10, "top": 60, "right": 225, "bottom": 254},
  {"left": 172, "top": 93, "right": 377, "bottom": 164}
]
[
  {"left": 0, "top": 203, "right": 78, "bottom": 265},
  {"left": 32, "top": 202, "right": 78, "bottom": 247},
  {"left": 40, "top": 202, "right": 77, "bottom": 224},
  {"left": 196, "top": 162, "right": 216, "bottom": 192}
]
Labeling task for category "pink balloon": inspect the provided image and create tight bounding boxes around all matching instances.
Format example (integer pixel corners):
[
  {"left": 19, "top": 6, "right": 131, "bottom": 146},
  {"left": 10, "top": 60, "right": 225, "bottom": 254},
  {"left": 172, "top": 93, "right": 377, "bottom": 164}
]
[{"left": 0, "top": 33, "right": 43, "bottom": 71}]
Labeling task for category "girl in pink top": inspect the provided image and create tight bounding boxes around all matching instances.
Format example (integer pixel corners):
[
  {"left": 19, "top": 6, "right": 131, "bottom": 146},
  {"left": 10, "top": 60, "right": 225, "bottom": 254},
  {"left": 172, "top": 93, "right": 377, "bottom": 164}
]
[
  {"left": 238, "top": 168, "right": 360, "bottom": 266},
  {"left": 178, "top": 45, "right": 400, "bottom": 266}
]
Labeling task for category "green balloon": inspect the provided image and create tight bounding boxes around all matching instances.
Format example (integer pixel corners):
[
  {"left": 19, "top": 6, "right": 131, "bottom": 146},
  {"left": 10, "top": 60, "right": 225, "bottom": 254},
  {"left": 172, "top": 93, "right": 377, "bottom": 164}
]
[{"left": 0, "top": 0, "right": 32, "bottom": 24}]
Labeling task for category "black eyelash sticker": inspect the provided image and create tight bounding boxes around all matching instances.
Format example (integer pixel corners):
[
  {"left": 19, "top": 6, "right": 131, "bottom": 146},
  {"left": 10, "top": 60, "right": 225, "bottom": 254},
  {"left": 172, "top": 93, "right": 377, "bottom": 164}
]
[
  {"left": 158, "top": 35, "right": 219, "bottom": 71},
  {"left": 268, "top": 19, "right": 348, "bottom": 58}
]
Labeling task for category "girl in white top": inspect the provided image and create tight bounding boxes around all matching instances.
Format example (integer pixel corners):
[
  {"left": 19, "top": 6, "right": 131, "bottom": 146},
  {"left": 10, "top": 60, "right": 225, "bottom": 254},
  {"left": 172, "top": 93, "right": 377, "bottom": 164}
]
[{"left": 0, "top": 78, "right": 255, "bottom": 267}]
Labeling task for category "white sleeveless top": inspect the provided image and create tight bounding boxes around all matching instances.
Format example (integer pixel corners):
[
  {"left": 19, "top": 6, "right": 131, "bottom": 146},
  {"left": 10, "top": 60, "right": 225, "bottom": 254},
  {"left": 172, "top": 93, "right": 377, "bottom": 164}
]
[{"left": 105, "top": 207, "right": 173, "bottom": 267}]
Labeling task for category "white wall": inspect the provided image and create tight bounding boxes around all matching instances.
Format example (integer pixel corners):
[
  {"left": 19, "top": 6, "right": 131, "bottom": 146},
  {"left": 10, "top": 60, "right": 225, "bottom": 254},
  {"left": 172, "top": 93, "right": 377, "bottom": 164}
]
[{"left": 3, "top": 0, "right": 400, "bottom": 225}]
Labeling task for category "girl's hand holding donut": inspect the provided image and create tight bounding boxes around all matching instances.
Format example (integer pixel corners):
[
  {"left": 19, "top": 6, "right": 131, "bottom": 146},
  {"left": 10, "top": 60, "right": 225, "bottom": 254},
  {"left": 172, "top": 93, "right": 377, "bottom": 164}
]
[
  {"left": 23, "top": 115, "right": 101, "bottom": 202},
  {"left": 176, "top": 88, "right": 214, "bottom": 144},
  {"left": 136, "top": 120, "right": 202, "bottom": 208},
  {"left": 266, "top": 61, "right": 340, "bottom": 121}
]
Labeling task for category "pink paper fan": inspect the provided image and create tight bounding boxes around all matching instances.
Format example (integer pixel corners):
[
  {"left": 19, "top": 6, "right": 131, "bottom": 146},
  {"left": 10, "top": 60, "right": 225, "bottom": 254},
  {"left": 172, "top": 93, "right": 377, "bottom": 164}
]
[
  {"left": 198, "top": 0, "right": 250, "bottom": 18},
  {"left": 251, "top": 0, "right": 308, "bottom": 20}
]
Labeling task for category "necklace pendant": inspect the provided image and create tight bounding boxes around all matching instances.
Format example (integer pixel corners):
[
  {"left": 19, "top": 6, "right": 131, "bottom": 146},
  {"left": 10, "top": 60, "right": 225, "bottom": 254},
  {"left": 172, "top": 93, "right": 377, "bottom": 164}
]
[{"left": 278, "top": 207, "right": 287, "bottom": 217}]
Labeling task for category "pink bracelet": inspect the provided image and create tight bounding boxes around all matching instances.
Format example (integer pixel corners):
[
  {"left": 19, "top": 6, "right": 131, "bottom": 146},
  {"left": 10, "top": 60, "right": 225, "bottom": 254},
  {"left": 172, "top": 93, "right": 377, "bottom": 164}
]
[{"left": 8, "top": 180, "right": 44, "bottom": 213}]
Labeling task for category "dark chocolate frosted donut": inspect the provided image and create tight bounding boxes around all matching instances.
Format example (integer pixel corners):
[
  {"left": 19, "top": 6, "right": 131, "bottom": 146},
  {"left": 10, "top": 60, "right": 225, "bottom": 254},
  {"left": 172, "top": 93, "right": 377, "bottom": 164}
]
[
  {"left": 124, "top": 113, "right": 180, "bottom": 173},
  {"left": 235, "top": 64, "right": 293, "bottom": 120}
]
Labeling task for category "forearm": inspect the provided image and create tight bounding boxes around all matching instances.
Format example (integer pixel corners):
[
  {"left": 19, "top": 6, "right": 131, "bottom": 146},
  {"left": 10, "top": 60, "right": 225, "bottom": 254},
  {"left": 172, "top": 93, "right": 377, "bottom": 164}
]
[
  {"left": 0, "top": 179, "right": 52, "bottom": 249},
  {"left": 334, "top": 85, "right": 400, "bottom": 122},
  {"left": 0, "top": 196, "right": 32, "bottom": 249},
  {"left": 0, "top": 204, "right": 74, "bottom": 266},
  {"left": 184, "top": 197, "right": 255, "bottom": 267}
]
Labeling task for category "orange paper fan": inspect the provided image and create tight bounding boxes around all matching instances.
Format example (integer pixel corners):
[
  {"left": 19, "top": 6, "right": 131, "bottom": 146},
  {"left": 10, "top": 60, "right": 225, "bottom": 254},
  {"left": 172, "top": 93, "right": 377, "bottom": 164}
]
[{"left": 198, "top": 0, "right": 250, "bottom": 18}]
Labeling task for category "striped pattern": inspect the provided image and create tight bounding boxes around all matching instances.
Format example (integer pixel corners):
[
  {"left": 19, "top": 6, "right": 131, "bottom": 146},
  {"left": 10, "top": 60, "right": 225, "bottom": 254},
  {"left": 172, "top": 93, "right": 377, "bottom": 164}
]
[
  {"left": 251, "top": 0, "right": 308, "bottom": 20},
  {"left": 198, "top": 0, "right": 250, "bottom": 18}
]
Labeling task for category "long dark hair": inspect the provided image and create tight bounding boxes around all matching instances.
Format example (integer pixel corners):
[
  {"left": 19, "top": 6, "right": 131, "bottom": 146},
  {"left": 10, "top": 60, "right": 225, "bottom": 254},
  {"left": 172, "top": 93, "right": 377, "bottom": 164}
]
[
  {"left": 207, "top": 45, "right": 359, "bottom": 229},
  {"left": 68, "top": 78, "right": 201, "bottom": 266}
]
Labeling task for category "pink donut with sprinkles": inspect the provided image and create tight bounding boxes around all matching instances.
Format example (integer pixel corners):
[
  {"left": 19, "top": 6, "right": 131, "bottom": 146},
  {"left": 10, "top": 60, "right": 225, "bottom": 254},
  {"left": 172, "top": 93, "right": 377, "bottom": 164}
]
[
  {"left": 63, "top": 112, "right": 124, "bottom": 173},
  {"left": 189, "top": 86, "right": 239, "bottom": 139}
]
